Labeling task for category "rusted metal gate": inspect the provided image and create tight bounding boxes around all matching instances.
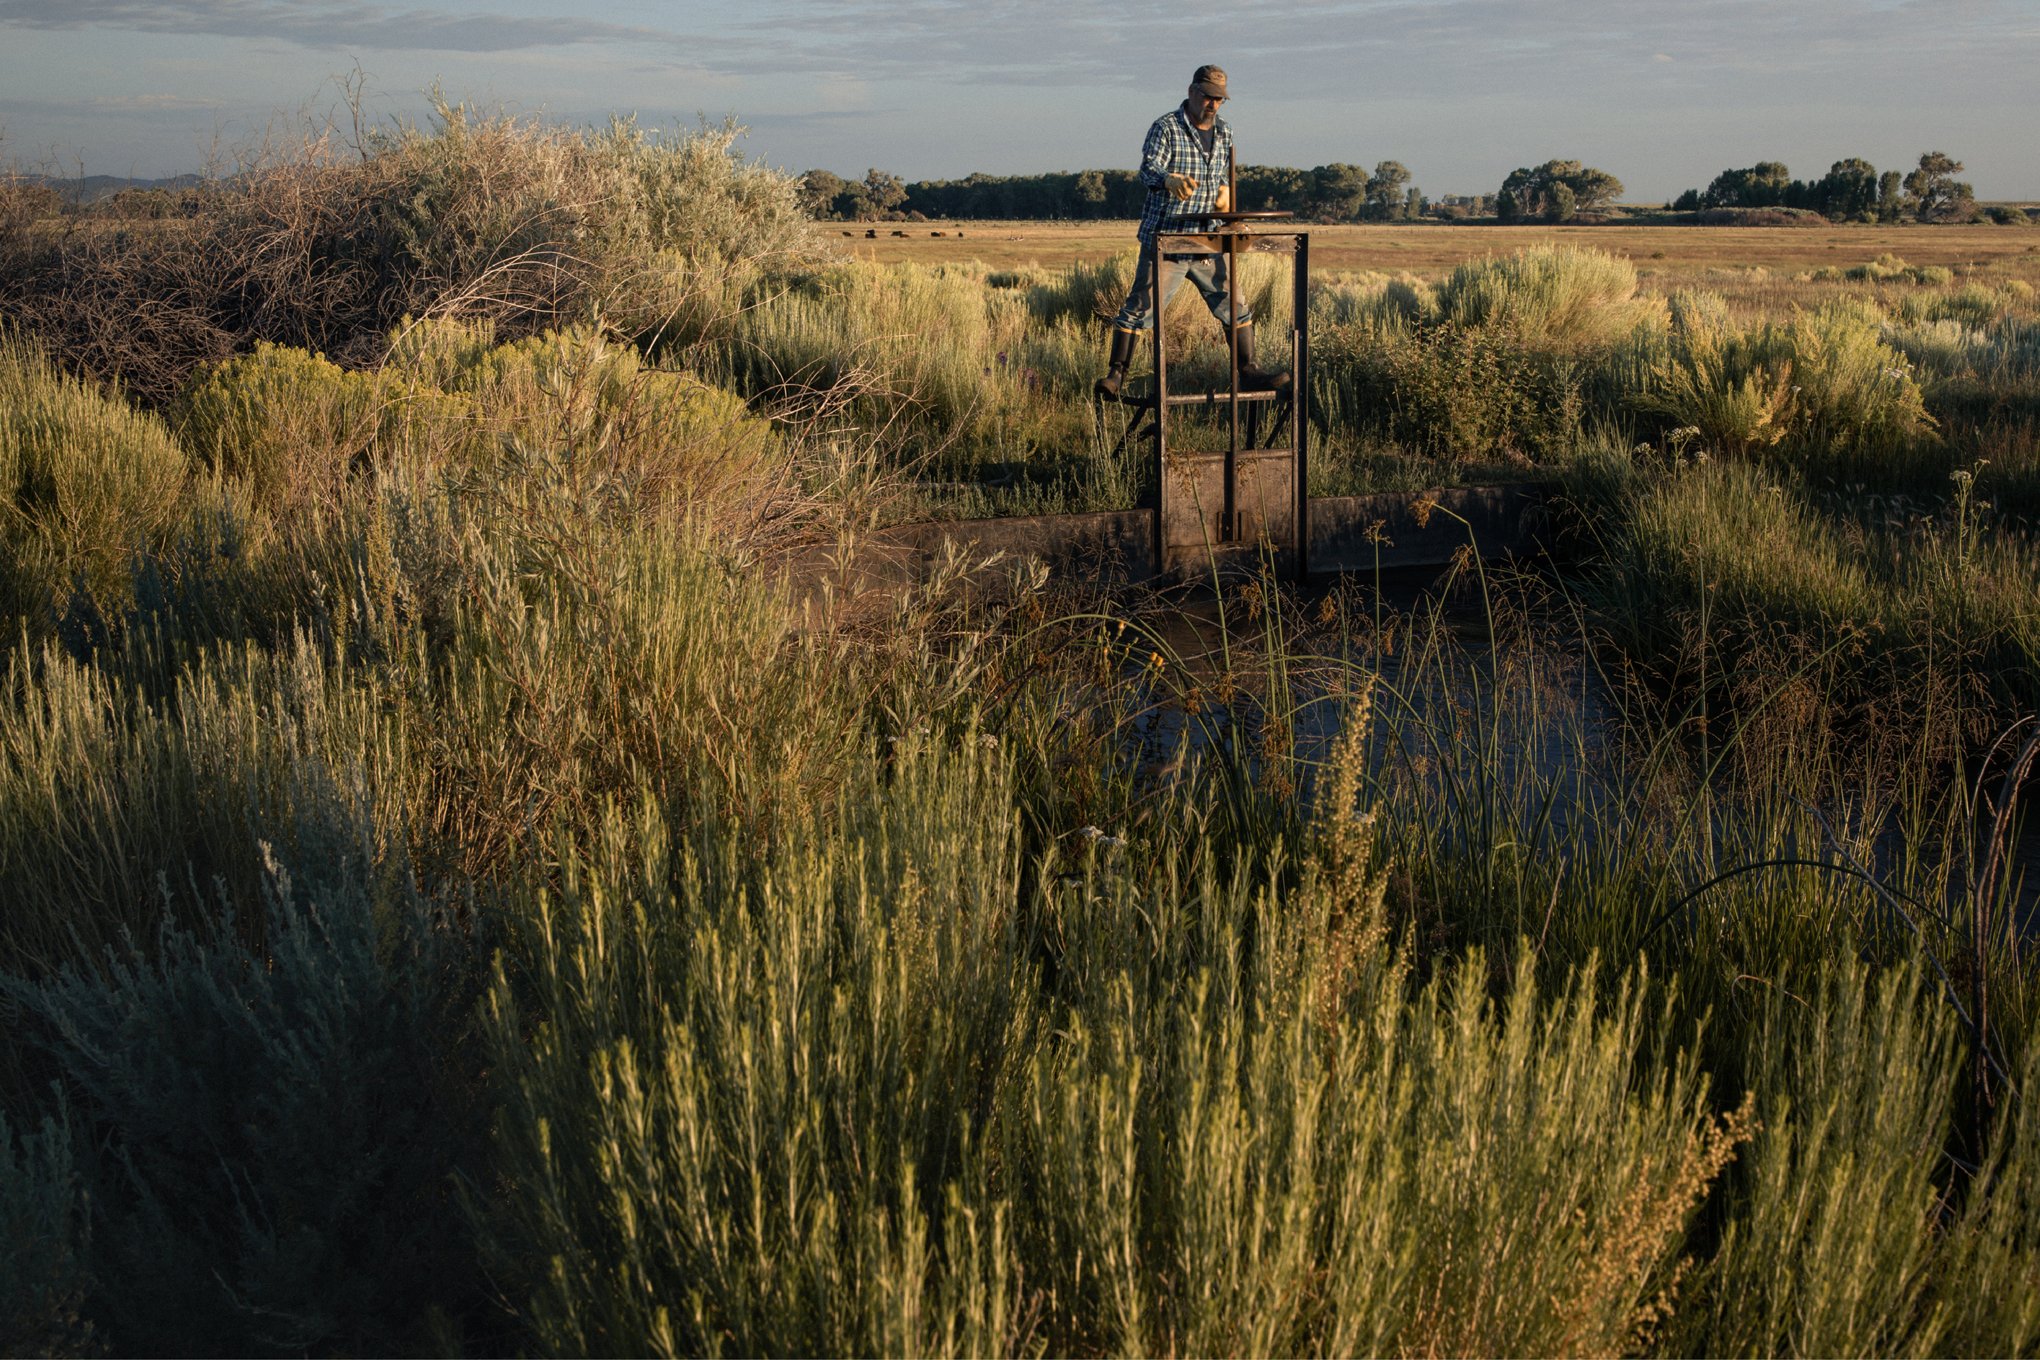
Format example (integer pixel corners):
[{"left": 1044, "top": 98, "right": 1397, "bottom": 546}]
[
  {"left": 1098, "top": 202, "right": 1310, "bottom": 581},
  {"left": 1151, "top": 211, "right": 1307, "bottom": 579}
]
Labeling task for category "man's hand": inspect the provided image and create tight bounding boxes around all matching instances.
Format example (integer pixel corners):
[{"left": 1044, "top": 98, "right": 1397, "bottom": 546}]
[
  {"left": 1214, "top": 184, "right": 1232, "bottom": 212},
  {"left": 1165, "top": 172, "right": 1198, "bottom": 202}
]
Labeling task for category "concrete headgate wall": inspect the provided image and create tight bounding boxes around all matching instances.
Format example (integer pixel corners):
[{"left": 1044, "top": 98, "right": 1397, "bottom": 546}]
[{"left": 822, "top": 485, "right": 1552, "bottom": 589}]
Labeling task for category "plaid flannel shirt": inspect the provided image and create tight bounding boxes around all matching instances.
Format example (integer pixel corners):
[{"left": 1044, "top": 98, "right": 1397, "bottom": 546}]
[{"left": 1135, "top": 105, "right": 1232, "bottom": 244}]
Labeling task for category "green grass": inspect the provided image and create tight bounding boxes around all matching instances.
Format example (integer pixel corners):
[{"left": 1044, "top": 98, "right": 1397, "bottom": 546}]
[
  {"left": 1565, "top": 454, "right": 2040, "bottom": 762},
  {"left": 5, "top": 439, "right": 2033, "bottom": 1350}
]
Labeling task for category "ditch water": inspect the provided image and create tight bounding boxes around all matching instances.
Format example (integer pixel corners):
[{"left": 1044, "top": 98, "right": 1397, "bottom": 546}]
[{"left": 1114, "top": 566, "right": 2040, "bottom": 937}]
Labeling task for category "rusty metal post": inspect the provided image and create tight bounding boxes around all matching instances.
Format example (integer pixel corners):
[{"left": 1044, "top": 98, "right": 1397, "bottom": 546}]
[
  {"left": 1225, "top": 237, "right": 1240, "bottom": 544},
  {"left": 1225, "top": 143, "right": 1241, "bottom": 544},
  {"left": 1295, "top": 231, "right": 1310, "bottom": 581},
  {"left": 1150, "top": 234, "right": 1167, "bottom": 574}
]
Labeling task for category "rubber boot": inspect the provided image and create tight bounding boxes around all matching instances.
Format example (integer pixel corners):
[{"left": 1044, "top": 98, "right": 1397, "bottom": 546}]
[
  {"left": 1228, "top": 322, "right": 1290, "bottom": 393},
  {"left": 1093, "top": 326, "right": 1140, "bottom": 401}
]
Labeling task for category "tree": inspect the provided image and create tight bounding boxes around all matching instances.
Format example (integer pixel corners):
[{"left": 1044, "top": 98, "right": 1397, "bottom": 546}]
[
  {"left": 1904, "top": 151, "right": 1974, "bottom": 222},
  {"left": 1307, "top": 163, "right": 1370, "bottom": 221},
  {"left": 1877, "top": 170, "right": 1907, "bottom": 222},
  {"left": 862, "top": 168, "right": 908, "bottom": 217},
  {"left": 1672, "top": 188, "right": 1703, "bottom": 212},
  {"left": 1496, "top": 165, "right": 1547, "bottom": 221},
  {"left": 1747, "top": 160, "right": 1791, "bottom": 203},
  {"left": 1703, "top": 161, "right": 1791, "bottom": 208},
  {"left": 1073, "top": 169, "right": 1107, "bottom": 209},
  {"left": 1364, "top": 160, "right": 1411, "bottom": 220},
  {"left": 798, "top": 169, "right": 845, "bottom": 218},
  {"left": 1566, "top": 166, "right": 1623, "bottom": 212},
  {"left": 1238, "top": 163, "right": 1308, "bottom": 212},
  {"left": 1815, "top": 158, "right": 1878, "bottom": 220},
  {"left": 1405, "top": 185, "right": 1426, "bottom": 219},
  {"left": 1495, "top": 160, "right": 1621, "bottom": 221},
  {"left": 838, "top": 168, "right": 907, "bottom": 220}
]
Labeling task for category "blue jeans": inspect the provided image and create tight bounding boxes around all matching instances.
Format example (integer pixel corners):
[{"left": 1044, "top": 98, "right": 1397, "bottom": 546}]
[{"left": 1109, "top": 245, "right": 1251, "bottom": 331}]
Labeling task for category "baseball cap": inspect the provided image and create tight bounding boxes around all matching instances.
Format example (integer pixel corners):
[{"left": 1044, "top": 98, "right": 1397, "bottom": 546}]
[{"left": 1191, "top": 65, "right": 1228, "bottom": 98}]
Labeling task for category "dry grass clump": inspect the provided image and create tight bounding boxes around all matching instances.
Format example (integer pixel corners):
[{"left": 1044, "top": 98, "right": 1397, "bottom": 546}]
[
  {"left": 1316, "top": 317, "right": 1580, "bottom": 465},
  {"left": 1436, "top": 245, "right": 1665, "bottom": 352},
  {"left": 174, "top": 320, "right": 781, "bottom": 520},
  {"left": 709, "top": 260, "right": 1126, "bottom": 513},
  {"left": 701, "top": 246, "right": 1305, "bottom": 518},
  {"left": 1309, "top": 247, "right": 1667, "bottom": 473},
  {"left": 476, "top": 688, "right": 1758, "bottom": 1357},
  {"left": 1803, "top": 252, "right": 1957, "bottom": 286},
  {"left": 0, "top": 175, "right": 64, "bottom": 237},
  {"left": 1673, "top": 962, "right": 1960, "bottom": 1355},
  {"left": 0, "top": 317, "right": 787, "bottom": 647},
  {"left": 0, "top": 105, "right": 811, "bottom": 407},
  {"left": 1633, "top": 292, "right": 1796, "bottom": 455},
  {"left": 0, "top": 332, "right": 189, "bottom": 625},
  {"left": 1633, "top": 291, "right": 1935, "bottom": 465}
]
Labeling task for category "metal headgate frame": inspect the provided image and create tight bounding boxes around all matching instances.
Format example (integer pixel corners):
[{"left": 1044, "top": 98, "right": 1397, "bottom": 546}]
[{"left": 1148, "top": 211, "right": 1308, "bottom": 579}]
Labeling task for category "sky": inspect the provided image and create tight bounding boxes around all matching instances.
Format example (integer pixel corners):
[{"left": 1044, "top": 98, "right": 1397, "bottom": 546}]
[{"left": 1, "top": 0, "right": 2036, "bottom": 201}]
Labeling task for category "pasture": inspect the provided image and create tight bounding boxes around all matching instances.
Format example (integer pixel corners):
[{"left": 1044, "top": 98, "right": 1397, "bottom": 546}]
[{"left": 836, "top": 216, "right": 2040, "bottom": 278}]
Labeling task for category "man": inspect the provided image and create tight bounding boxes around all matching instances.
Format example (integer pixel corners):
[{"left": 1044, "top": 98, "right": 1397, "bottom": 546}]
[{"left": 1095, "top": 64, "right": 1287, "bottom": 399}]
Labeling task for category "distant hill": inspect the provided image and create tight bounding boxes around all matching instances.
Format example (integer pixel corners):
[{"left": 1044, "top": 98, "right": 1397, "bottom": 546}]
[{"left": 28, "top": 173, "right": 206, "bottom": 206}]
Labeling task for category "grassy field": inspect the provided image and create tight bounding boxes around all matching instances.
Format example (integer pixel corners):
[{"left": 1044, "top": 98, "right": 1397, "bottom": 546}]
[
  {"left": 3, "top": 122, "right": 2039, "bottom": 1357},
  {"left": 835, "top": 217, "right": 2040, "bottom": 278},
  {"left": 723, "top": 217, "right": 2040, "bottom": 531}
]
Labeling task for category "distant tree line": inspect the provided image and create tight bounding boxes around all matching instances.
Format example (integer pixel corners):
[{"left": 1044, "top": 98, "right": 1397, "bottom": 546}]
[
  {"left": 800, "top": 146, "right": 2033, "bottom": 227},
  {"left": 800, "top": 162, "right": 1428, "bottom": 223},
  {"left": 1670, "top": 152, "right": 2017, "bottom": 224}
]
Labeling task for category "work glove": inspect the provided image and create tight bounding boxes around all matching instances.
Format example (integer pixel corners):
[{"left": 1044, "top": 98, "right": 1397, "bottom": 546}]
[
  {"left": 1215, "top": 184, "right": 1232, "bottom": 212},
  {"left": 1165, "top": 172, "right": 1198, "bottom": 202}
]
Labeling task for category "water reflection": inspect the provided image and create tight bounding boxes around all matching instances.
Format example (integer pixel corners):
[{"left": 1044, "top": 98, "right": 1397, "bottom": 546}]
[{"left": 1093, "top": 564, "right": 2036, "bottom": 935}]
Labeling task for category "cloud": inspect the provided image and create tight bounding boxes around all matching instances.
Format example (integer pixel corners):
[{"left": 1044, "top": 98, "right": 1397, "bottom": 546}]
[
  {"left": 0, "top": 0, "right": 657, "bottom": 52},
  {"left": 690, "top": 0, "right": 2039, "bottom": 89},
  {"left": 11, "top": 0, "right": 2031, "bottom": 91},
  {"left": 88, "top": 93, "right": 225, "bottom": 110}
]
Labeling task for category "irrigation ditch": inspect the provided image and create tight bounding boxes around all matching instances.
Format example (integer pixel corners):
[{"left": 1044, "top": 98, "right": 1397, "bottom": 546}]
[{"left": 795, "top": 479, "right": 2038, "bottom": 938}]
